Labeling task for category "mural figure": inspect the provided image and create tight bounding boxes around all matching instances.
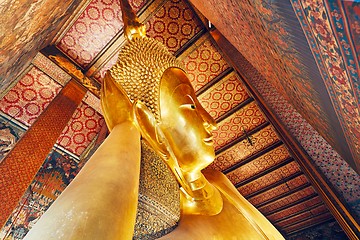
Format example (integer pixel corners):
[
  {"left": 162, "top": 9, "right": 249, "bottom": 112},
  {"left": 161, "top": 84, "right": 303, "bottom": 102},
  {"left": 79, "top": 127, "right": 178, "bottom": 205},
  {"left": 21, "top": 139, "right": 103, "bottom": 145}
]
[
  {"left": 0, "top": 128, "right": 16, "bottom": 155},
  {"left": 0, "top": 120, "right": 23, "bottom": 163},
  {"left": 0, "top": 148, "right": 84, "bottom": 240},
  {"left": 24, "top": 0, "right": 284, "bottom": 239}
]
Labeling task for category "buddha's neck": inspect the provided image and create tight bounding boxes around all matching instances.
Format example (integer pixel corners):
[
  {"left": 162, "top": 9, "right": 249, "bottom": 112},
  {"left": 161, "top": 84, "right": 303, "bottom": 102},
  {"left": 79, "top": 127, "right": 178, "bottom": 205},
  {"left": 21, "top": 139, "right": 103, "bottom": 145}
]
[
  {"left": 184, "top": 172, "right": 212, "bottom": 199},
  {"left": 181, "top": 171, "right": 223, "bottom": 215}
]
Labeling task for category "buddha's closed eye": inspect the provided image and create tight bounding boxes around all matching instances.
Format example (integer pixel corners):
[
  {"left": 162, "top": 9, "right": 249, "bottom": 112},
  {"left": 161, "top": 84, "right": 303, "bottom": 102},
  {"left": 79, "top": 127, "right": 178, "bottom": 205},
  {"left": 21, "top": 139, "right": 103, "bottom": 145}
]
[
  {"left": 179, "top": 95, "right": 196, "bottom": 110},
  {"left": 180, "top": 104, "right": 196, "bottom": 110}
]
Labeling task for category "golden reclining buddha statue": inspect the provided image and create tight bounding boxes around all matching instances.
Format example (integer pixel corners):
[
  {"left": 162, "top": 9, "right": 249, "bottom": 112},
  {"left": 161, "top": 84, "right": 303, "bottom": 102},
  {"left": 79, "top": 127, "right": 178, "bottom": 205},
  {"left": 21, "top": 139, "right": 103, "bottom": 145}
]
[{"left": 25, "top": 0, "right": 284, "bottom": 239}]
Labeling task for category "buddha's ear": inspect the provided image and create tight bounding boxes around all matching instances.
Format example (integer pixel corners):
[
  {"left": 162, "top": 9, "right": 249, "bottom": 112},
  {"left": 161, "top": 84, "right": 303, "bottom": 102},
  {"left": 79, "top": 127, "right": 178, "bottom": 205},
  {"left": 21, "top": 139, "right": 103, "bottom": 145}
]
[{"left": 133, "top": 101, "right": 168, "bottom": 158}]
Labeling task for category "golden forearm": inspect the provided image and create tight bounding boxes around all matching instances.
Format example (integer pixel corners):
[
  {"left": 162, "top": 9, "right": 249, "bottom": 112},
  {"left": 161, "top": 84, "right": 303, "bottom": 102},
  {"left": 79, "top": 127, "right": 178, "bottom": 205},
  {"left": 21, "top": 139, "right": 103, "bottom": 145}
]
[{"left": 25, "top": 122, "right": 141, "bottom": 240}]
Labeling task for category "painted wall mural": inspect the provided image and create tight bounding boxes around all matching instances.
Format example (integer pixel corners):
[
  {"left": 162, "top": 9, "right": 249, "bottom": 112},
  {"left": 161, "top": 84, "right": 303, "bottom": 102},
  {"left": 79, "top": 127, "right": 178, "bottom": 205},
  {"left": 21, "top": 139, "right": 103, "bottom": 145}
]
[
  {"left": 0, "top": 148, "right": 83, "bottom": 239},
  {"left": 291, "top": 0, "right": 360, "bottom": 172},
  {"left": 190, "top": 0, "right": 359, "bottom": 173},
  {"left": 0, "top": 114, "right": 26, "bottom": 163}
]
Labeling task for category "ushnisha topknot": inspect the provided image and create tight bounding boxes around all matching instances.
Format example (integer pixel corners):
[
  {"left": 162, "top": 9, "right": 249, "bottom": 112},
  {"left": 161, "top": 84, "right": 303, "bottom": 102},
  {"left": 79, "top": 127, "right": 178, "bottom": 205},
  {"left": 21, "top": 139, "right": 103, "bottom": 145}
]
[{"left": 110, "top": 36, "right": 185, "bottom": 121}]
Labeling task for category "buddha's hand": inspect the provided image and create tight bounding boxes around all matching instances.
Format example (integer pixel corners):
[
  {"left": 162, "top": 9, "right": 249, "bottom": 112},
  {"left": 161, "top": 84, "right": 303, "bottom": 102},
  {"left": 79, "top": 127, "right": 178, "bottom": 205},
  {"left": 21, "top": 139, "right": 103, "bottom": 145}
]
[{"left": 101, "top": 71, "right": 133, "bottom": 131}]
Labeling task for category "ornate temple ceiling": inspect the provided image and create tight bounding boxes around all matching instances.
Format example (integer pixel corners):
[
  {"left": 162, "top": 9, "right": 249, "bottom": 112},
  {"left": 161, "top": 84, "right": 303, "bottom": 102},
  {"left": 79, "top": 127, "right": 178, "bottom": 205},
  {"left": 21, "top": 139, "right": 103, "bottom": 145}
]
[
  {"left": 1, "top": 0, "right": 358, "bottom": 239},
  {"left": 40, "top": 0, "right": 334, "bottom": 236},
  {"left": 190, "top": 0, "right": 360, "bottom": 173}
]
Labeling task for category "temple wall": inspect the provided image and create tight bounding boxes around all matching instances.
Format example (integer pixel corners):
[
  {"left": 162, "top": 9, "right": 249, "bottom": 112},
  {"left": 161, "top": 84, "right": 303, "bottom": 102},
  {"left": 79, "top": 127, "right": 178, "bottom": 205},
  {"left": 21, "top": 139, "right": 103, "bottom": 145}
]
[{"left": 0, "top": 0, "right": 87, "bottom": 96}]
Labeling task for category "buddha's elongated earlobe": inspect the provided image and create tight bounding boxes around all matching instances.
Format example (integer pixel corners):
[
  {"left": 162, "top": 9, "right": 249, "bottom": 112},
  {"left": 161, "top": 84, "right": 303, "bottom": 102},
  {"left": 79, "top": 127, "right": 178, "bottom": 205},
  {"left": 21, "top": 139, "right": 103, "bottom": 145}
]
[
  {"left": 133, "top": 100, "right": 194, "bottom": 198},
  {"left": 133, "top": 101, "right": 168, "bottom": 159},
  {"left": 101, "top": 71, "right": 133, "bottom": 131}
]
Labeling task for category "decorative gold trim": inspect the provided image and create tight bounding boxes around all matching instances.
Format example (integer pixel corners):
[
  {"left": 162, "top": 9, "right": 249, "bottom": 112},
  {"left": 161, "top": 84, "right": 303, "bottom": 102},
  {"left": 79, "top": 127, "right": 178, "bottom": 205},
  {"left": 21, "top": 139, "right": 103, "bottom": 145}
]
[{"left": 49, "top": 54, "right": 99, "bottom": 96}]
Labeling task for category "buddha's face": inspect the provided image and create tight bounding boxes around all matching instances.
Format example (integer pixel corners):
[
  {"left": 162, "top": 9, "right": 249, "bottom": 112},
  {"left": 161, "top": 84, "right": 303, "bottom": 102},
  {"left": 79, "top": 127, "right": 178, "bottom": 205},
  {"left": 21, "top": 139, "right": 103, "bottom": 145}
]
[{"left": 159, "top": 68, "right": 217, "bottom": 174}]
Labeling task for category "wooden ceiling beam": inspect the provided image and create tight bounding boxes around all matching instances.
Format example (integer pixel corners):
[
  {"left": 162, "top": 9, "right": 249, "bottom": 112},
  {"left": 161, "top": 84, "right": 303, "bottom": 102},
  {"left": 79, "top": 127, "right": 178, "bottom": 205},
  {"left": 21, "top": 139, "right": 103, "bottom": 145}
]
[
  {"left": 223, "top": 140, "right": 283, "bottom": 174},
  {"left": 244, "top": 172, "right": 304, "bottom": 199},
  {"left": 273, "top": 202, "right": 325, "bottom": 224},
  {"left": 233, "top": 155, "right": 293, "bottom": 188},
  {"left": 254, "top": 183, "right": 312, "bottom": 208},
  {"left": 280, "top": 212, "right": 334, "bottom": 232},
  {"left": 285, "top": 218, "right": 336, "bottom": 236},
  {"left": 137, "top": 0, "right": 168, "bottom": 22},
  {"left": 263, "top": 193, "right": 318, "bottom": 216},
  {"left": 174, "top": 28, "right": 207, "bottom": 58},
  {"left": 40, "top": 46, "right": 101, "bottom": 96}
]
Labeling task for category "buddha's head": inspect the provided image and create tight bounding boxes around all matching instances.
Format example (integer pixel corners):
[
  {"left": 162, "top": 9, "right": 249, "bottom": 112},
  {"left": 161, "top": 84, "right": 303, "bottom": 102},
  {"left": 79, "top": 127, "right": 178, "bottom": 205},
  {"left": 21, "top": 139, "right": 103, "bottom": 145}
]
[
  {"left": 159, "top": 67, "right": 217, "bottom": 174},
  {"left": 109, "top": 36, "right": 217, "bottom": 189}
]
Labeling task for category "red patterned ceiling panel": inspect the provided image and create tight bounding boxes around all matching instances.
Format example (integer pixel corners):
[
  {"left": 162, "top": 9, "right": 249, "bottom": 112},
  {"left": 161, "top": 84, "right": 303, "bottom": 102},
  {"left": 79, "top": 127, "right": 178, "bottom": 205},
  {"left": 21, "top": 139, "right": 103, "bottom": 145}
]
[
  {"left": 198, "top": 72, "right": 250, "bottom": 120},
  {"left": 57, "top": 0, "right": 124, "bottom": 68},
  {"left": 129, "top": 0, "right": 146, "bottom": 11},
  {"left": 247, "top": 175, "right": 310, "bottom": 206},
  {"left": 0, "top": 67, "right": 62, "bottom": 127},
  {"left": 225, "top": 144, "right": 290, "bottom": 185},
  {"left": 212, "top": 101, "right": 266, "bottom": 150},
  {"left": 267, "top": 196, "right": 323, "bottom": 222},
  {"left": 211, "top": 125, "right": 280, "bottom": 171},
  {"left": 57, "top": 102, "right": 105, "bottom": 156},
  {"left": 146, "top": 0, "right": 203, "bottom": 54},
  {"left": 237, "top": 163, "right": 303, "bottom": 197},
  {"left": 182, "top": 38, "right": 229, "bottom": 91},
  {"left": 285, "top": 174, "right": 310, "bottom": 189},
  {"left": 259, "top": 186, "right": 316, "bottom": 215}
]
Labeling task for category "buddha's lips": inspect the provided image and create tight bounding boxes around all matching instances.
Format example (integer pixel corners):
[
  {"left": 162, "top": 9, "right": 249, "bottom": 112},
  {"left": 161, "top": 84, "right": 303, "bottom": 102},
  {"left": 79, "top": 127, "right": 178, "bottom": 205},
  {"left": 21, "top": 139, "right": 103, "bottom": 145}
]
[{"left": 203, "top": 136, "right": 214, "bottom": 145}]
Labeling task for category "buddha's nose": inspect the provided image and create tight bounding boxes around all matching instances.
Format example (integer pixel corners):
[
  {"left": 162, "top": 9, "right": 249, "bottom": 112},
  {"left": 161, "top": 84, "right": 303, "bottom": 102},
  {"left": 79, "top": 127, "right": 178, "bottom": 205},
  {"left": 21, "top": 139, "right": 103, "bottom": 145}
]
[{"left": 200, "top": 108, "right": 217, "bottom": 132}]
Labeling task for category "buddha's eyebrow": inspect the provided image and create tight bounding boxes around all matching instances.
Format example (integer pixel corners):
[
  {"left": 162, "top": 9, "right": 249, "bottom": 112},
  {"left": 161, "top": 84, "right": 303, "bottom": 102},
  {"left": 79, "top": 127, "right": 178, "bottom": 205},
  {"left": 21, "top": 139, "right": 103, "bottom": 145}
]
[{"left": 183, "top": 94, "right": 195, "bottom": 104}]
